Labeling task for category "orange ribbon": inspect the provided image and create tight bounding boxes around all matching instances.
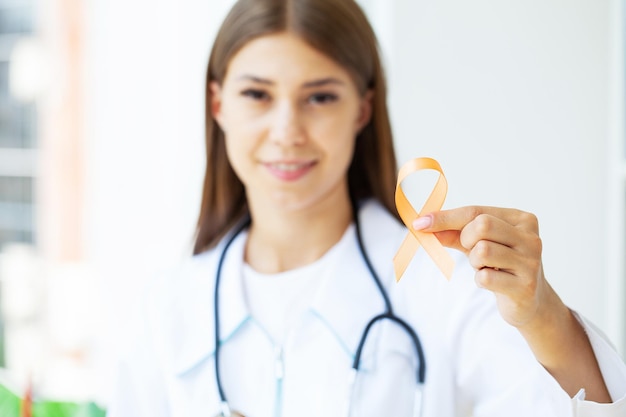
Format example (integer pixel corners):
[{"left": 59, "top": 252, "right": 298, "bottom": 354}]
[{"left": 394, "top": 157, "right": 455, "bottom": 281}]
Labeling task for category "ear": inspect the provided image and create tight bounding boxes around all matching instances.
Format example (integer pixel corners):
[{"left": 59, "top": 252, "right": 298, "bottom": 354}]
[
  {"left": 356, "top": 89, "right": 374, "bottom": 131},
  {"left": 209, "top": 81, "right": 223, "bottom": 126}
]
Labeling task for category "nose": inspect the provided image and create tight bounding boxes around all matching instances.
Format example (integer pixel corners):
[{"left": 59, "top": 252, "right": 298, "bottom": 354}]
[{"left": 268, "top": 100, "right": 306, "bottom": 146}]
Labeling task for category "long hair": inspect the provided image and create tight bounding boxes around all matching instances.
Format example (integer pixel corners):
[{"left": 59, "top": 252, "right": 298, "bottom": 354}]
[{"left": 194, "top": 0, "right": 399, "bottom": 254}]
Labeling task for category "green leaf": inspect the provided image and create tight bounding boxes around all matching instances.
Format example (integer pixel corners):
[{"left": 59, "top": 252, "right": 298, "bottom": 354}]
[
  {"left": 0, "top": 383, "right": 20, "bottom": 417},
  {"left": 0, "top": 384, "right": 106, "bottom": 417},
  {"left": 33, "top": 400, "right": 106, "bottom": 417}
]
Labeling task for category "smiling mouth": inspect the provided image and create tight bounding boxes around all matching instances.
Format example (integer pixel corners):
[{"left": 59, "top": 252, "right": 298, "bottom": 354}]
[
  {"left": 265, "top": 161, "right": 315, "bottom": 171},
  {"left": 263, "top": 160, "right": 317, "bottom": 181}
]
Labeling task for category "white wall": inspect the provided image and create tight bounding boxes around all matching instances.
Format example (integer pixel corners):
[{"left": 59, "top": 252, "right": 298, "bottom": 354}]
[
  {"left": 366, "top": 0, "right": 621, "bottom": 353},
  {"left": 83, "top": 0, "right": 235, "bottom": 398},
  {"left": 83, "top": 1, "right": 624, "bottom": 397}
]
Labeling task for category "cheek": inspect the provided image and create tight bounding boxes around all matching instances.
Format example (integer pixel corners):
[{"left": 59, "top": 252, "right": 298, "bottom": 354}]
[
  {"left": 221, "top": 104, "right": 264, "bottom": 158},
  {"left": 223, "top": 124, "right": 258, "bottom": 183},
  {"left": 222, "top": 99, "right": 268, "bottom": 140},
  {"left": 306, "top": 101, "right": 349, "bottom": 130},
  {"left": 318, "top": 128, "right": 357, "bottom": 179},
  {"left": 334, "top": 138, "right": 357, "bottom": 171},
  {"left": 225, "top": 129, "right": 255, "bottom": 161},
  {"left": 313, "top": 108, "right": 360, "bottom": 159},
  {"left": 224, "top": 138, "right": 257, "bottom": 190}
]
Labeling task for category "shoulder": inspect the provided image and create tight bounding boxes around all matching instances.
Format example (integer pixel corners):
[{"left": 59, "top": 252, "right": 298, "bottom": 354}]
[
  {"left": 357, "top": 199, "right": 406, "bottom": 250},
  {"left": 118, "top": 244, "right": 224, "bottom": 369},
  {"left": 143, "top": 249, "right": 219, "bottom": 317}
]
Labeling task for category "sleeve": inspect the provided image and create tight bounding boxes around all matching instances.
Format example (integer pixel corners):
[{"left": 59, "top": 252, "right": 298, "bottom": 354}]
[
  {"left": 448, "top": 275, "right": 626, "bottom": 417},
  {"left": 569, "top": 312, "right": 626, "bottom": 416},
  {"left": 105, "top": 297, "right": 171, "bottom": 417}
]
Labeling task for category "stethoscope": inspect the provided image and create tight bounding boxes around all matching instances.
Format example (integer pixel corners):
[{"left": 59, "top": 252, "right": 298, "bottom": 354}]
[{"left": 213, "top": 203, "right": 426, "bottom": 417}]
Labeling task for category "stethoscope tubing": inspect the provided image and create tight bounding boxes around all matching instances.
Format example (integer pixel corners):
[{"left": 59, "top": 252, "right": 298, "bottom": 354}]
[
  {"left": 353, "top": 312, "right": 426, "bottom": 383},
  {"left": 213, "top": 206, "right": 426, "bottom": 416},
  {"left": 214, "top": 217, "right": 251, "bottom": 410}
]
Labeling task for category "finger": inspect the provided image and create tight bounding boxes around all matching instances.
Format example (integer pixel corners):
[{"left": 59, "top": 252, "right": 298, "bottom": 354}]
[
  {"left": 467, "top": 239, "right": 525, "bottom": 272},
  {"left": 474, "top": 267, "right": 518, "bottom": 293},
  {"left": 459, "top": 214, "right": 526, "bottom": 251},
  {"left": 474, "top": 267, "right": 537, "bottom": 303},
  {"left": 432, "top": 230, "right": 466, "bottom": 254},
  {"left": 413, "top": 206, "right": 539, "bottom": 234},
  {"left": 416, "top": 209, "right": 540, "bottom": 255}
]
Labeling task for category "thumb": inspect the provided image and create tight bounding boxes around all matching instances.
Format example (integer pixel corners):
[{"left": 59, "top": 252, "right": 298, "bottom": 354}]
[{"left": 412, "top": 215, "right": 466, "bottom": 254}]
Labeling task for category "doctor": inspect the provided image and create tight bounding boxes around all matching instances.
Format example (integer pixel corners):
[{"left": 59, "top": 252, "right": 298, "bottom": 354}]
[{"left": 106, "top": 0, "right": 626, "bottom": 416}]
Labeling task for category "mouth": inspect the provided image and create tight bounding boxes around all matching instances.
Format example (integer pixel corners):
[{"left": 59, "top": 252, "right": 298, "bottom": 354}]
[
  {"left": 262, "top": 160, "right": 317, "bottom": 181},
  {"left": 265, "top": 161, "right": 315, "bottom": 171}
]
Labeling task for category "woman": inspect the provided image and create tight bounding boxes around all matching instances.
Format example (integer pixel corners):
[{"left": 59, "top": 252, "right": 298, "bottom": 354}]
[{"left": 107, "top": 0, "right": 626, "bottom": 416}]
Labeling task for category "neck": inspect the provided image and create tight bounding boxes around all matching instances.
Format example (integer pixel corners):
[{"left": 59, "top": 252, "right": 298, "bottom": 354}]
[{"left": 245, "top": 195, "right": 353, "bottom": 274}]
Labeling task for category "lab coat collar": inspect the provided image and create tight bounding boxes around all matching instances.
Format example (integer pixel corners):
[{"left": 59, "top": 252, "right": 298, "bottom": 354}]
[{"left": 172, "top": 201, "right": 404, "bottom": 375}]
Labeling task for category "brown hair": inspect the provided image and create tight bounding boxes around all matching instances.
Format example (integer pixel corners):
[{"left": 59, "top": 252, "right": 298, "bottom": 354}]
[{"left": 194, "top": 0, "right": 399, "bottom": 254}]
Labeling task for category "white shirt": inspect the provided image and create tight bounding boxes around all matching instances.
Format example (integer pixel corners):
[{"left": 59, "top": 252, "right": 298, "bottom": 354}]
[
  {"left": 106, "top": 200, "right": 626, "bottom": 417},
  {"left": 242, "top": 226, "right": 351, "bottom": 344}
]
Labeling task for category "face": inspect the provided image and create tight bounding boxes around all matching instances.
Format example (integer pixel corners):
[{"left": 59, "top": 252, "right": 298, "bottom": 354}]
[{"left": 211, "top": 32, "right": 372, "bottom": 215}]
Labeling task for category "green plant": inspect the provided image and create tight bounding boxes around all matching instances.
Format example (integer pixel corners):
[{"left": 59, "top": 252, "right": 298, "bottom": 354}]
[{"left": 0, "top": 384, "right": 106, "bottom": 417}]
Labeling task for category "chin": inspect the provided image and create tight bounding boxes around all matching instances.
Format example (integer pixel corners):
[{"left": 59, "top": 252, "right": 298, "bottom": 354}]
[{"left": 268, "top": 191, "right": 319, "bottom": 212}]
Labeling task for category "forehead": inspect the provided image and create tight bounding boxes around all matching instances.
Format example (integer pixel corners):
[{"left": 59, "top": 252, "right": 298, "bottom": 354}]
[{"left": 224, "top": 32, "right": 353, "bottom": 84}]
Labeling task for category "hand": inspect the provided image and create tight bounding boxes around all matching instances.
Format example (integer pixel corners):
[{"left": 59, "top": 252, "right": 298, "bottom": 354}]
[
  {"left": 414, "top": 206, "right": 612, "bottom": 402},
  {"left": 413, "top": 206, "right": 552, "bottom": 328}
]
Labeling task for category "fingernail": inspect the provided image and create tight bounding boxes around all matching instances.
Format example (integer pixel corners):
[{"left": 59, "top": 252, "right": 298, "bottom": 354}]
[{"left": 412, "top": 216, "right": 432, "bottom": 231}]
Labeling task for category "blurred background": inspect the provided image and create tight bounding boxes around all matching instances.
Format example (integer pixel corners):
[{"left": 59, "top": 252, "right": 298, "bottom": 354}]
[{"left": 0, "top": 0, "right": 624, "bottom": 409}]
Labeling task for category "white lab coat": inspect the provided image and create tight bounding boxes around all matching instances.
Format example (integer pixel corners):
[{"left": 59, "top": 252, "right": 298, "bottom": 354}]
[{"left": 107, "top": 201, "right": 626, "bottom": 417}]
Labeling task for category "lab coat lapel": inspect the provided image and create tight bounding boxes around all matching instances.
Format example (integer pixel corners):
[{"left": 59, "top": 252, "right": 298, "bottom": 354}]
[
  {"left": 215, "top": 231, "right": 251, "bottom": 339},
  {"left": 172, "top": 202, "right": 404, "bottom": 374},
  {"left": 172, "top": 230, "right": 251, "bottom": 375}
]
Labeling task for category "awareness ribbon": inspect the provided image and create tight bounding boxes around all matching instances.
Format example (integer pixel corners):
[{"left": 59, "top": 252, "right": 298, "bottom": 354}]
[{"left": 394, "top": 157, "right": 455, "bottom": 281}]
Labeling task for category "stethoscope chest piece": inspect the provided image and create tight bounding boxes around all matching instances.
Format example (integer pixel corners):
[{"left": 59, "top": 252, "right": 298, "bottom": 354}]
[
  {"left": 215, "top": 400, "right": 246, "bottom": 417},
  {"left": 215, "top": 411, "right": 245, "bottom": 417}
]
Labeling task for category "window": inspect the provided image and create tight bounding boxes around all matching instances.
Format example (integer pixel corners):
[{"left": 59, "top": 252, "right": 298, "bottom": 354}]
[
  {"left": 0, "top": 176, "right": 34, "bottom": 244},
  {"left": 0, "top": 0, "right": 39, "bottom": 370},
  {"left": 0, "top": 0, "right": 35, "bottom": 35},
  {"left": 0, "top": 0, "right": 37, "bottom": 251}
]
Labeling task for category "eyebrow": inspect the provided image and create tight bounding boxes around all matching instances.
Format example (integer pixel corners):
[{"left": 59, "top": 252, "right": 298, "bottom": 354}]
[
  {"left": 236, "top": 75, "right": 274, "bottom": 85},
  {"left": 303, "top": 77, "right": 346, "bottom": 88},
  {"left": 235, "top": 75, "right": 346, "bottom": 88}
]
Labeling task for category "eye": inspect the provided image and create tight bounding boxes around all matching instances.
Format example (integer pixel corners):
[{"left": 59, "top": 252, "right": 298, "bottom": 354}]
[
  {"left": 308, "top": 93, "right": 338, "bottom": 105},
  {"left": 241, "top": 89, "right": 270, "bottom": 101}
]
